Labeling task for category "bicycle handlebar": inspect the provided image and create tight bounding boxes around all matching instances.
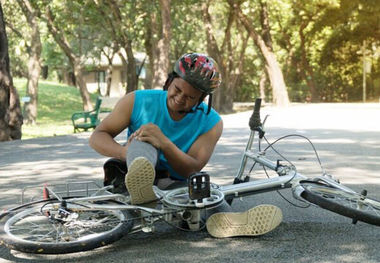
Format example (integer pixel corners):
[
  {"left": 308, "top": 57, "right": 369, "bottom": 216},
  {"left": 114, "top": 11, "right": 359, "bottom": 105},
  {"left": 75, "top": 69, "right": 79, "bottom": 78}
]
[{"left": 249, "top": 98, "right": 265, "bottom": 138}]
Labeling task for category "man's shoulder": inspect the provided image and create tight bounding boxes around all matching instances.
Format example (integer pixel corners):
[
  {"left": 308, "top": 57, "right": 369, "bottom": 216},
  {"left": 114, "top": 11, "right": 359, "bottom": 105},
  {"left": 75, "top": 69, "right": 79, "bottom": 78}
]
[
  {"left": 135, "top": 89, "right": 166, "bottom": 96},
  {"left": 133, "top": 89, "right": 166, "bottom": 110}
]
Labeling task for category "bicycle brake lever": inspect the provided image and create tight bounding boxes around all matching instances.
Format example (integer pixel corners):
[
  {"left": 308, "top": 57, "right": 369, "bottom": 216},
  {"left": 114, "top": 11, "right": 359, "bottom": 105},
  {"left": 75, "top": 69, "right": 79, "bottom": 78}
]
[{"left": 262, "top": 114, "right": 269, "bottom": 128}]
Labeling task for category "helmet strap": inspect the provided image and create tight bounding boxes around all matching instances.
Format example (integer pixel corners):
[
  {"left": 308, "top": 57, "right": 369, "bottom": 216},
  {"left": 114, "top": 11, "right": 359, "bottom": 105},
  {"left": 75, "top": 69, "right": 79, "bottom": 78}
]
[
  {"left": 178, "top": 93, "right": 212, "bottom": 115},
  {"left": 163, "top": 71, "right": 178, "bottom": 90},
  {"left": 206, "top": 94, "right": 212, "bottom": 114}
]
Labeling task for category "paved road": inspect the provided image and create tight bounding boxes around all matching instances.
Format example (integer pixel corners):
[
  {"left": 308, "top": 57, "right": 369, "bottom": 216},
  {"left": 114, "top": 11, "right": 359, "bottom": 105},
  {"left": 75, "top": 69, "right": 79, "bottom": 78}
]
[{"left": 0, "top": 103, "right": 379, "bottom": 262}]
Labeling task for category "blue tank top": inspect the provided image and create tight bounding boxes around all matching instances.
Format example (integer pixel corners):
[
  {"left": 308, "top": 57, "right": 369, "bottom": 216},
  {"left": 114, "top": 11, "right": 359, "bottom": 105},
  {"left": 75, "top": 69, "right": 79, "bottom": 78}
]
[{"left": 128, "top": 89, "right": 221, "bottom": 180}]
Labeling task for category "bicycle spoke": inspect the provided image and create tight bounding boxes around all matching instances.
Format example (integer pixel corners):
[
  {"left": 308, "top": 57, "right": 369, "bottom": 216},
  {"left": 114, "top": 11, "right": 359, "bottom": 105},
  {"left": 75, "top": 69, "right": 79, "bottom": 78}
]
[
  {"left": 6, "top": 207, "right": 123, "bottom": 243},
  {"left": 1, "top": 200, "right": 133, "bottom": 254}
]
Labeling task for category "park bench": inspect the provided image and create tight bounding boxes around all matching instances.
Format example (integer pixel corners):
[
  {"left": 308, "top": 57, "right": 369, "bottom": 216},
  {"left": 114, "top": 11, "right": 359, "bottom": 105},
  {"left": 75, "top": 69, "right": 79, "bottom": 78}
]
[{"left": 71, "top": 96, "right": 121, "bottom": 133}]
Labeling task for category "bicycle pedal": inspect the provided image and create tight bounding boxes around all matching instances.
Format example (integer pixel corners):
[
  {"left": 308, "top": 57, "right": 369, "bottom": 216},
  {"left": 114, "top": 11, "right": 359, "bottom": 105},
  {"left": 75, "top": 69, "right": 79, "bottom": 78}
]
[{"left": 188, "top": 172, "right": 210, "bottom": 202}]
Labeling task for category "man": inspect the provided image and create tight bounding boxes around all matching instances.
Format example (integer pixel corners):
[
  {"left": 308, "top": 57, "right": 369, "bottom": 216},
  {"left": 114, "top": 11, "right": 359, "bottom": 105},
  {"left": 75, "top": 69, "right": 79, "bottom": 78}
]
[{"left": 89, "top": 53, "right": 282, "bottom": 238}]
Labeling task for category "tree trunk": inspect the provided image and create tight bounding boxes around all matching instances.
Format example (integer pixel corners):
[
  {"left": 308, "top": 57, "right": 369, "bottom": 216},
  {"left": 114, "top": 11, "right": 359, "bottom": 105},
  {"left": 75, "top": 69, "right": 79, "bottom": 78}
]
[
  {"left": 152, "top": 0, "right": 171, "bottom": 89},
  {"left": 202, "top": 2, "right": 250, "bottom": 113},
  {"left": 103, "top": 0, "right": 138, "bottom": 93},
  {"left": 18, "top": 0, "right": 42, "bottom": 125},
  {"left": 105, "top": 64, "right": 113, "bottom": 96},
  {"left": 125, "top": 40, "right": 138, "bottom": 93},
  {"left": 233, "top": 1, "right": 290, "bottom": 107},
  {"left": 159, "top": 0, "right": 171, "bottom": 75},
  {"left": 259, "top": 0, "right": 273, "bottom": 50},
  {"left": 259, "top": 71, "right": 267, "bottom": 104},
  {"left": 9, "top": 85, "right": 23, "bottom": 139},
  {"left": 45, "top": 7, "right": 92, "bottom": 111},
  {"left": 24, "top": 52, "right": 41, "bottom": 125},
  {"left": 102, "top": 47, "right": 115, "bottom": 96},
  {"left": 144, "top": 2, "right": 157, "bottom": 90},
  {"left": 73, "top": 60, "right": 92, "bottom": 110},
  {"left": 202, "top": 2, "right": 230, "bottom": 113},
  {"left": 0, "top": 3, "right": 22, "bottom": 141},
  {"left": 275, "top": 16, "right": 294, "bottom": 81},
  {"left": 219, "top": 6, "right": 237, "bottom": 113},
  {"left": 228, "top": 20, "right": 249, "bottom": 106}
]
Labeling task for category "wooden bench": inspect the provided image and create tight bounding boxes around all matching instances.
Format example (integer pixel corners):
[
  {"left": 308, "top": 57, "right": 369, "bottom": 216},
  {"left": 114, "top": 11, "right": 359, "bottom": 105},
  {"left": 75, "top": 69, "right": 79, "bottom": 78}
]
[{"left": 71, "top": 96, "right": 121, "bottom": 133}]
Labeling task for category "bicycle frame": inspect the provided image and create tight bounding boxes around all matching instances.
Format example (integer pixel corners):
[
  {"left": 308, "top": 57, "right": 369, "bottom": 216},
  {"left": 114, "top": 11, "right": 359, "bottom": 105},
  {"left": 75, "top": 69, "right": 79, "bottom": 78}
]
[{"left": 219, "top": 114, "right": 357, "bottom": 202}]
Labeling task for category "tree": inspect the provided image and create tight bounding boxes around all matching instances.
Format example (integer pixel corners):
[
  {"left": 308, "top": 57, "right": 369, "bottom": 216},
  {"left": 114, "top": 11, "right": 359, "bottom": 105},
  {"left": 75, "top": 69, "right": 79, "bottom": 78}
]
[
  {"left": 273, "top": 0, "right": 333, "bottom": 102},
  {"left": 152, "top": 0, "right": 171, "bottom": 89},
  {"left": 142, "top": 0, "right": 158, "bottom": 90},
  {"left": 101, "top": 45, "right": 117, "bottom": 96},
  {"left": 142, "top": 0, "right": 172, "bottom": 90},
  {"left": 315, "top": 0, "right": 380, "bottom": 101},
  {"left": 16, "top": 0, "right": 42, "bottom": 124},
  {"left": 0, "top": 2, "right": 23, "bottom": 141},
  {"left": 41, "top": 1, "right": 94, "bottom": 110},
  {"left": 92, "top": 0, "right": 145, "bottom": 93},
  {"left": 230, "top": 0, "right": 289, "bottom": 106},
  {"left": 202, "top": 0, "right": 249, "bottom": 113}
]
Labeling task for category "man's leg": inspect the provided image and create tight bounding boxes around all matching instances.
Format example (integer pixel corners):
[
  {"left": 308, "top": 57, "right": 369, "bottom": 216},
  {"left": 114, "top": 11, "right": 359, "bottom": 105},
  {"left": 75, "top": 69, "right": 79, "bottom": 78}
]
[
  {"left": 125, "top": 139, "right": 158, "bottom": 204},
  {"left": 103, "top": 158, "right": 128, "bottom": 194}
]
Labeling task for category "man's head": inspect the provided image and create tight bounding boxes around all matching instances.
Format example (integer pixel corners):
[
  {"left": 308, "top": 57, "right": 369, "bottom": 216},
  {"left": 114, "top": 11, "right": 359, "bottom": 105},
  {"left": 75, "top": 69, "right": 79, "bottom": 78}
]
[
  {"left": 164, "top": 53, "right": 221, "bottom": 114},
  {"left": 166, "top": 77, "right": 204, "bottom": 115}
]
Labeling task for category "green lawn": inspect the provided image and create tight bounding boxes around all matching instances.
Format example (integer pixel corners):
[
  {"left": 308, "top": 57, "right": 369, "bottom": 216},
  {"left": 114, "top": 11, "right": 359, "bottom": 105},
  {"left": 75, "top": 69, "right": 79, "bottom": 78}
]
[{"left": 14, "top": 79, "right": 98, "bottom": 139}]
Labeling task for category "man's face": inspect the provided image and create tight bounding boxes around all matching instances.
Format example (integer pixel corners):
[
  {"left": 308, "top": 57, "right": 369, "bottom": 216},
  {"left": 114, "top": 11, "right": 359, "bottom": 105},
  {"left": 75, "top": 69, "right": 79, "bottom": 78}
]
[{"left": 166, "top": 78, "right": 203, "bottom": 114}]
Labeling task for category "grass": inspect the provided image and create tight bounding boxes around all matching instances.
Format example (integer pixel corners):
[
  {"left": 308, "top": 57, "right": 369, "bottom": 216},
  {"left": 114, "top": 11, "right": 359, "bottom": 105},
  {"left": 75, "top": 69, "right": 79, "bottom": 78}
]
[{"left": 14, "top": 78, "right": 98, "bottom": 139}]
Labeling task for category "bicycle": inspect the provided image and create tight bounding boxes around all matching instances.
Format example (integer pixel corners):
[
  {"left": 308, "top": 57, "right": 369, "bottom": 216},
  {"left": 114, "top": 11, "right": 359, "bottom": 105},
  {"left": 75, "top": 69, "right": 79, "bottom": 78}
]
[{"left": 0, "top": 98, "right": 379, "bottom": 254}]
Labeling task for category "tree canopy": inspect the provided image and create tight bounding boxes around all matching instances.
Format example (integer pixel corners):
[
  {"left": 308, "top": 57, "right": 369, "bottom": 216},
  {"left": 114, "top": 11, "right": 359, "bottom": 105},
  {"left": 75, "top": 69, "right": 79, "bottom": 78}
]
[{"left": 3, "top": 0, "right": 380, "bottom": 113}]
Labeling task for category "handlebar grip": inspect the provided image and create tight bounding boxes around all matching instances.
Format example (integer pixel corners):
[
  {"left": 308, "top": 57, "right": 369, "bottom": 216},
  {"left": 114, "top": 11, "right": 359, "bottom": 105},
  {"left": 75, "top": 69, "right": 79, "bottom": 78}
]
[
  {"left": 254, "top": 98, "right": 262, "bottom": 113},
  {"left": 249, "top": 98, "right": 262, "bottom": 131}
]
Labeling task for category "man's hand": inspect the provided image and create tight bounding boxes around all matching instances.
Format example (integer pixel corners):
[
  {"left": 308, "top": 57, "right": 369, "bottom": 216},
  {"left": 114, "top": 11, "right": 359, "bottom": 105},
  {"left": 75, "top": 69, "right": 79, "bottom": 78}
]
[{"left": 133, "top": 123, "right": 169, "bottom": 149}]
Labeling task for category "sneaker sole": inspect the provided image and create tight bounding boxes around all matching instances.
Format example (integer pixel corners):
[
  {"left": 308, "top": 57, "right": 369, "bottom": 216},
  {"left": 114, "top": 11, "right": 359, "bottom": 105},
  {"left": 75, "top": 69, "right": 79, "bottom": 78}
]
[
  {"left": 206, "top": 204, "right": 282, "bottom": 238},
  {"left": 125, "top": 157, "right": 156, "bottom": 205}
]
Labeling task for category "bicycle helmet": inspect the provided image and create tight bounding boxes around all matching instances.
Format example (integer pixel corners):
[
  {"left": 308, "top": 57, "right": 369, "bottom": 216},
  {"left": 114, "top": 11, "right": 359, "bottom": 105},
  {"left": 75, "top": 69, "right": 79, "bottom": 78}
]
[{"left": 173, "top": 53, "right": 221, "bottom": 94}]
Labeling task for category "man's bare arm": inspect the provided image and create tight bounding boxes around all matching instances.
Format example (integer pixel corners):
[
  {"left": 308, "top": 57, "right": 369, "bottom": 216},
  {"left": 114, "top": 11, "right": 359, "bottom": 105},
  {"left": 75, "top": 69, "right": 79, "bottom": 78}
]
[{"left": 89, "top": 92, "right": 135, "bottom": 160}]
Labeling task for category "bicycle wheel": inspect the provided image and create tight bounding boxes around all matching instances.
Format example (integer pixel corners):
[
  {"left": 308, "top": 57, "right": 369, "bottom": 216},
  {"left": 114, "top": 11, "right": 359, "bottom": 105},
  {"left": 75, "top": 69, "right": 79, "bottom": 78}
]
[
  {"left": 300, "top": 181, "right": 380, "bottom": 226},
  {"left": 0, "top": 199, "right": 134, "bottom": 254}
]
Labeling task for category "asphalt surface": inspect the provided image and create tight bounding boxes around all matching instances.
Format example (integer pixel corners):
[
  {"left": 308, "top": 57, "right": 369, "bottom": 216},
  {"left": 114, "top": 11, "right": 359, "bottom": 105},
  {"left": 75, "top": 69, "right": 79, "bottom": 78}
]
[{"left": 0, "top": 103, "right": 379, "bottom": 263}]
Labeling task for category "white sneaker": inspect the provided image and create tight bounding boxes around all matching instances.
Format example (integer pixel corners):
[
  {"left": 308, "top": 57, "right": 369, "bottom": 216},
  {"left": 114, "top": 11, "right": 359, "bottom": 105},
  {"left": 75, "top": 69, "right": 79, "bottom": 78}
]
[
  {"left": 206, "top": 205, "right": 282, "bottom": 238},
  {"left": 125, "top": 157, "right": 157, "bottom": 204}
]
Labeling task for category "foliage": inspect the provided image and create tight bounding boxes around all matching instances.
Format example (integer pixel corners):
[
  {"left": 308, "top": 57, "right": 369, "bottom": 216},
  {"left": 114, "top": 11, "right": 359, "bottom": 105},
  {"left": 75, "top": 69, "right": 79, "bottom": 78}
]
[
  {"left": 3, "top": 1, "right": 28, "bottom": 77},
  {"left": 171, "top": 0, "right": 207, "bottom": 60},
  {"left": 5, "top": 0, "right": 380, "bottom": 106}
]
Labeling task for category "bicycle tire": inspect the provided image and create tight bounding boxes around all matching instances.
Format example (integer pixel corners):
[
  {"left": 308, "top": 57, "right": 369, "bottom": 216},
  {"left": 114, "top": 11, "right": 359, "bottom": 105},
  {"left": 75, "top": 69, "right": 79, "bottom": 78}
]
[
  {"left": 0, "top": 199, "right": 133, "bottom": 254},
  {"left": 300, "top": 181, "right": 380, "bottom": 226}
]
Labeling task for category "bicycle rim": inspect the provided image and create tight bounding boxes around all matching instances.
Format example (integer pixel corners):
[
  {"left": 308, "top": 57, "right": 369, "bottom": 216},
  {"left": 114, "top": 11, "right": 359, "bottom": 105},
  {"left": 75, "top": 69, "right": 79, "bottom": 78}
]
[
  {"left": 300, "top": 181, "right": 380, "bottom": 226},
  {"left": 0, "top": 199, "right": 133, "bottom": 254}
]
